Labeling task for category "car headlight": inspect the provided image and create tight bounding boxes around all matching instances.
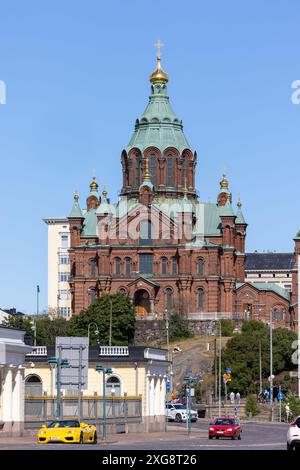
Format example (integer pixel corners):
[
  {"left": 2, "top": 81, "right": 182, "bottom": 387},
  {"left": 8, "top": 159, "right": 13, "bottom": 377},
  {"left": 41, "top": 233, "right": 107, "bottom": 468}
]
[
  {"left": 226, "top": 428, "right": 233, "bottom": 432},
  {"left": 209, "top": 428, "right": 214, "bottom": 431}
]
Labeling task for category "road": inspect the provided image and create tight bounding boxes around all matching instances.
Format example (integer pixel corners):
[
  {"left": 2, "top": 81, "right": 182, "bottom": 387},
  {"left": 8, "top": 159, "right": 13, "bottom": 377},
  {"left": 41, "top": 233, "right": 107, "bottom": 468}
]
[{"left": 0, "top": 421, "right": 290, "bottom": 450}]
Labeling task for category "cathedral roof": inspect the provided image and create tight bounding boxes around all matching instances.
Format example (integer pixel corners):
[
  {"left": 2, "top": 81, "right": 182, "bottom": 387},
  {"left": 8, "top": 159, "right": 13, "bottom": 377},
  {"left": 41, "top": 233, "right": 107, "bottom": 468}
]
[
  {"left": 69, "top": 192, "right": 83, "bottom": 218},
  {"left": 236, "top": 282, "right": 290, "bottom": 301},
  {"left": 126, "top": 56, "right": 192, "bottom": 155}
]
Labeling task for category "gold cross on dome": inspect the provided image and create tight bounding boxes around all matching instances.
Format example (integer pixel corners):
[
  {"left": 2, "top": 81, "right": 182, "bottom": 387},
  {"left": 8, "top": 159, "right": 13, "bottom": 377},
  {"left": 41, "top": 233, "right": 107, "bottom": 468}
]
[{"left": 154, "top": 39, "right": 164, "bottom": 58}]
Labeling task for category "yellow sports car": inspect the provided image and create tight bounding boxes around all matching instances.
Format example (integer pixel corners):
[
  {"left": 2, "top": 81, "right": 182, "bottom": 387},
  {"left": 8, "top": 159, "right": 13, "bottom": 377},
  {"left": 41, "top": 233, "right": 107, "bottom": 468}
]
[{"left": 37, "top": 419, "right": 97, "bottom": 444}]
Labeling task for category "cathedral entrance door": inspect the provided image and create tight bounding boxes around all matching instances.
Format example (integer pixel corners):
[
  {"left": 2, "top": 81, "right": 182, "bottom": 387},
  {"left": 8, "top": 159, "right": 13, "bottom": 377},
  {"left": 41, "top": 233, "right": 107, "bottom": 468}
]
[
  {"left": 134, "top": 289, "right": 150, "bottom": 316},
  {"left": 243, "top": 303, "right": 253, "bottom": 320}
]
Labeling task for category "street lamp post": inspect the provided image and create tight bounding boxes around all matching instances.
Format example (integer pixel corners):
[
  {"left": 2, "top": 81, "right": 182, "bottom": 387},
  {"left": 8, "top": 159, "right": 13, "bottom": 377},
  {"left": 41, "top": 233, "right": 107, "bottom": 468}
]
[
  {"left": 47, "top": 356, "right": 70, "bottom": 420},
  {"left": 95, "top": 365, "right": 112, "bottom": 440},
  {"left": 88, "top": 322, "right": 100, "bottom": 345}
]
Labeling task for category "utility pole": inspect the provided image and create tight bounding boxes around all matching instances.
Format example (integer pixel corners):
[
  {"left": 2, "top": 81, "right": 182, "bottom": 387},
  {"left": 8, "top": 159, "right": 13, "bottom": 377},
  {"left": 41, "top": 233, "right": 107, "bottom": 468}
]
[
  {"left": 259, "top": 339, "right": 262, "bottom": 395},
  {"left": 218, "top": 321, "right": 222, "bottom": 417},
  {"left": 214, "top": 338, "right": 217, "bottom": 403},
  {"left": 109, "top": 298, "right": 113, "bottom": 346},
  {"left": 270, "top": 308, "right": 274, "bottom": 421},
  {"left": 298, "top": 254, "right": 300, "bottom": 399}
]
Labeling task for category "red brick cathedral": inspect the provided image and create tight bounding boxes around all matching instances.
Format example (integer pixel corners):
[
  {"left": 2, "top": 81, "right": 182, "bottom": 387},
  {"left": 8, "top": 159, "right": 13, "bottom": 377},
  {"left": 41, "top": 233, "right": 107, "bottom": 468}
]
[{"left": 67, "top": 52, "right": 291, "bottom": 327}]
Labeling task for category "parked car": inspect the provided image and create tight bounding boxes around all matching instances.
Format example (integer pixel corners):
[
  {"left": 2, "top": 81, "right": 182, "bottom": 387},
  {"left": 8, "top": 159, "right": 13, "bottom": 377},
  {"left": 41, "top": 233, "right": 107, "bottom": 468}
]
[
  {"left": 166, "top": 403, "right": 198, "bottom": 423},
  {"left": 209, "top": 417, "right": 242, "bottom": 440},
  {"left": 287, "top": 416, "right": 300, "bottom": 450},
  {"left": 37, "top": 419, "right": 97, "bottom": 444}
]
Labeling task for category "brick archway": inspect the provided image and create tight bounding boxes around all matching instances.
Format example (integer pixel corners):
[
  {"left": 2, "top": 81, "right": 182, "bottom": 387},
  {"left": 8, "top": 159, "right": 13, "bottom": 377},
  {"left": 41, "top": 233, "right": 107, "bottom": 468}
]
[{"left": 134, "top": 289, "right": 150, "bottom": 315}]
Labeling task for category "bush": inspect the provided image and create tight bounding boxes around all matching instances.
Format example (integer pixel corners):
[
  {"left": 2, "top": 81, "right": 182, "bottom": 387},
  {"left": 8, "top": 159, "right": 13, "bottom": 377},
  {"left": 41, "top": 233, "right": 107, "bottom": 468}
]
[
  {"left": 220, "top": 319, "right": 235, "bottom": 336},
  {"left": 169, "top": 313, "right": 193, "bottom": 341},
  {"left": 245, "top": 394, "right": 260, "bottom": 416}
]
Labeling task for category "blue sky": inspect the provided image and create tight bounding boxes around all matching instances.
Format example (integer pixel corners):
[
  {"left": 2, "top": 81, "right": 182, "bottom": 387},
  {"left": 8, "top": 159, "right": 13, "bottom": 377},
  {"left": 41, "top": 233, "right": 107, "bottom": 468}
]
[{"left": 0, "top": 0, "right": 300, "bottom": 314}]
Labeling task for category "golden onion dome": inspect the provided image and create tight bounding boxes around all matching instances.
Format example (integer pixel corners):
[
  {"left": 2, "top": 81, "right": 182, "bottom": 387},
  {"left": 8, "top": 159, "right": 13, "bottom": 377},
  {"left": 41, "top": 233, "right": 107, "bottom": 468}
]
[
  {"left": 90, "top": 176, "right": 99, "bottom": 191},
  {"left": 74, "top": 191, "right": 79, "bottom": 202},
  {"left": 220, "top": 174, "right": 229, "bottom": 190},
  {"left": 237, "top": 197, "right": 242, "bottom": 209},
  {"left": 102, "top": 188, "right": 108, "bottom": 197},
  {"left": 150, "top": 56, "right": 169, "bottom": 84}
]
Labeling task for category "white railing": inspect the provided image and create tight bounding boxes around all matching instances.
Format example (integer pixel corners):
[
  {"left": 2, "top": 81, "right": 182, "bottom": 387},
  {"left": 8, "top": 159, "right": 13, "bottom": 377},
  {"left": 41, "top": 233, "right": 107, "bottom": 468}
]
[
  {"left": 99, "top": 346, "right": 129, "bottom": 356},
  {"left": 187, "top": 312, "right": 243, "bottom": 320},
  {"left": 26, "top": 346, "right": 48, "bottom": 356}
]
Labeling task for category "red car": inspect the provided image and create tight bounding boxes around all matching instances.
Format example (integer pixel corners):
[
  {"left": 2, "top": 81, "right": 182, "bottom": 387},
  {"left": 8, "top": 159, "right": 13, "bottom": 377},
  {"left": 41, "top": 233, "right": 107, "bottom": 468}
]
[{"left": 209, "top": 417, "right": 242, "bottom": 440}]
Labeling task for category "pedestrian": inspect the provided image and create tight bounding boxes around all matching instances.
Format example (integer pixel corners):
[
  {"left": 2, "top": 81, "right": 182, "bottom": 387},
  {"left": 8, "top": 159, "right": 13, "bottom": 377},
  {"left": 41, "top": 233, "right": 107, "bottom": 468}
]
[
  {"left": 230, "top": 391, "right": 235, "bottom": 404},
  {"left": 236, "top": 392, "right": 241, "bottom": 404},
  {"left": 285, "top": 403, "right": 291, "bottom": 423}
]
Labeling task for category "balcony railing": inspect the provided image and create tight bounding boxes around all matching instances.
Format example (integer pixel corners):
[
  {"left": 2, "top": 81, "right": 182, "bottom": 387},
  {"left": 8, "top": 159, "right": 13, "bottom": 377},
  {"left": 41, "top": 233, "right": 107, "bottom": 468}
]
[
  {"left": 187, "top": 312, "right": 243, "bottom": 320},
  {"left": 99, "top": 346, "right": 129, "bottom": 356},
  {"left": 26, "top": 346, "right": 48, "bottom": 356}
]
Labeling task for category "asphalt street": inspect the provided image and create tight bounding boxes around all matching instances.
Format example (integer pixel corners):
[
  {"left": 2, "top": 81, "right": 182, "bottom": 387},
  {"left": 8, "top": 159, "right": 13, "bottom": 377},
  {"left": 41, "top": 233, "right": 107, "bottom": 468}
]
[{"left": 0, "top": 421, "right": 290, "bottom": 450}]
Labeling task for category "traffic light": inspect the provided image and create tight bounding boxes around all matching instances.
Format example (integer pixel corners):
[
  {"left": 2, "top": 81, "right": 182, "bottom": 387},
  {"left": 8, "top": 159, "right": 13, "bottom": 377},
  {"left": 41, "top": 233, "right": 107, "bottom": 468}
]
[{"left": 225, "top": 373, "right": 232, "bottom": 382}]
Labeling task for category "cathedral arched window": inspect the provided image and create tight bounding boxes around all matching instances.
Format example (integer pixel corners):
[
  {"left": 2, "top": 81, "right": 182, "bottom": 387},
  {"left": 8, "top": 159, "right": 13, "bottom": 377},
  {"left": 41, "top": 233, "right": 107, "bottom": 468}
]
[
  {"left": 115, "top": 257, "right": 121, "bottom": 275},
  {"left": 198, "top": 288, "right": 204, "bottom": 310},
  {"left": 181, "top": 155, "right": 186, "bottom": 187},
  {"left": 162, "top": 257, "right": 168, "bottom": 275},
  {"left": 273, "top": 307, "right": 278, "bottom": 321},
  {"left": 280, "top": 307, "right": 286, "bottom": 321},
  {"left": 172, "top": 257, "right": 177, "bottom": 275},
  {"left": 135, "top": 155, "right": 142, "bottom": 187},
  {"left": 150, "top": 153, "right": 157, "bottom": 185},
  {"left": 125, "top": 257, "right": 131, "bottom": 275},
  {"left": 90, "top": 259, "right": 97, "bottom": 277},
  {"left": 166, "top": 288, "right": 173, "bottom": 309},
  {"left": 197, "top": 258, "right": 203, "bottom": 275},
  {"left": 140, "top": 219, "right": 152, "bottom": 246},
  {"left": 89, "top": 288, "right": 96, "bottom": 305},
  {"left": 167, "top": 155, "right": 173, "bottom": 187}
]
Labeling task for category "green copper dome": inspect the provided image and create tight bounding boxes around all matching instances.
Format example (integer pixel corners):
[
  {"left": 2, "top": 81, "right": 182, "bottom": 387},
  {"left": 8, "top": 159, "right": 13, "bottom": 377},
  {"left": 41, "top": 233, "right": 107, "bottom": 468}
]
[{"left": 126, "top": 62, "right": 192, "bottom": 154}]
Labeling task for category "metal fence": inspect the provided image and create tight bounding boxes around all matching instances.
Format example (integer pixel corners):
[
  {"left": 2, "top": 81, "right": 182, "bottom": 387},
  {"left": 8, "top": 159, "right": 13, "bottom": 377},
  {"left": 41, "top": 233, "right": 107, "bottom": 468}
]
[{"left": 25, "top": 396, "right": 142, "bottom": 426}]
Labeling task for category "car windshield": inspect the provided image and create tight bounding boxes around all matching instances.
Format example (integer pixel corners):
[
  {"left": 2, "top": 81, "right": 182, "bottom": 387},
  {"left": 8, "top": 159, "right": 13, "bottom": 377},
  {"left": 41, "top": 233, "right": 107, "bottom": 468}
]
[
  {"left": 214, "top": 419, "right": 234, "bottom": 426},
  {"left": 47, "top": 420, "right": 80, "bottom": 428},
  {"left": 173, "top": 404, "right": 186, "bottom": 410}
]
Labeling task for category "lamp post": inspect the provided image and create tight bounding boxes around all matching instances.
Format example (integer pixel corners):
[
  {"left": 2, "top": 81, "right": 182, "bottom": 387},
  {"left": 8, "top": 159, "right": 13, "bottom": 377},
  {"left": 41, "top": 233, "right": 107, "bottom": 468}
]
[
  {"left": 95, "top": 364, "right": 112, "bottom": 440},
  {"left": 47, "top": 356, "right": 70, "bottom": 420},
  {"left": 88, "top": 322, "right": 100, "bottom": 345},
  {"left": 269, "top": 308, "right": 274, "bottom": 421}
]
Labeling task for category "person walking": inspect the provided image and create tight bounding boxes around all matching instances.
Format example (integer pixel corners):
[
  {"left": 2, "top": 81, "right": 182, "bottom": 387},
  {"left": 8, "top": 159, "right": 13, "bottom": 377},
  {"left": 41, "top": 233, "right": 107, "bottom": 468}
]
[
  {"left": 236, "top": 392, "right": 241, "bottom": 404},
  {"left": 230, "top": 391, "right": 235, "bottom": 404},
  {"left": 285, "top": 403, "right": 291, "bottom": 423}
]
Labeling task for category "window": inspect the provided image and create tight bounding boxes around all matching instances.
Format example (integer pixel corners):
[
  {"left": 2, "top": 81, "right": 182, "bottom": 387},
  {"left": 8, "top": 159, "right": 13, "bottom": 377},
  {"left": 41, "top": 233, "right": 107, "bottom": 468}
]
[
  {"left": 273, "top": 308, "right": 278, "bottom": 321},
  {"left": 106, "top": 376, "right": 121, "bottom": 396},
  {"left": 181, "top": 156, "right": 186, "bottom": 187},
  {"left": 281, "top": 308, "right": 286, "bottom": 321},
  {"left": 59, "top": 272, "right": 69, "bottom": 282},
  {"left": 125, "top": 257, "right": 131, "bottom": 275},
  {"left": 59, "top": 255, "right": 69, "bottom": 265},
  {"left": 115, "top": 257, "right": 121, "bottom": 275},
  {"left": 166, "top": 288, "right": 173, "bottom": 309},
  {"left": 140, "top": 220, "right": 152, "bottom": 245},
  {"left": 198, "top": 288, "right": 203, "bottom": 310},
  {"left": 89, "top": 289, "right": 96, "bottom": 304},
  {"left": 90, "top": 259, "right": 97, "bottom": 277},
  {"left": 150, "top": 154, "right": 157, "bottom": 185},
  {"left": 139, "top": 254, "right": 153, "bottom": 274},
  {"left": 287, "top": 273, "right": 290, "bottom": 278},
  {"left": 273, "top": 273, "right": 276, "bottom": 278},
  {"left": 135, "top": 156, "right": 141, "bottom": 187},
  {"left": 172, "top": 257, "right": 177, "bottom": 275},
  {"left": 58, "top": 290, "right": 69, "bottom": 300},
  {"left": 61, "top": 235, "right": 68, "bottom": 248},
  {"left": 59, "top": 307, "right": 71, "bottom": 316},
  {"left": 167, "top": 155, "right": 173, "bottom": 187},
  {"left": 258, "top": 274, "right": 261, "bottom": 278},
  {"left": 197, "top": 258, "right": 203, "bottom": 275},
  {"left": 162, "top": 257, "right": 167, "bottom": 275}
]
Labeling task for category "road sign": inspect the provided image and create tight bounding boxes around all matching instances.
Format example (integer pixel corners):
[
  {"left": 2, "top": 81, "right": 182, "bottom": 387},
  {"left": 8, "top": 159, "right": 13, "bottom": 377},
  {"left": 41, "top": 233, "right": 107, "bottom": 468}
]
[
  {"left": 226, "top": 367, "right": 231, "bottom": 373},
  {"left": 277, "top": 392, "right": 284, "bottom": 400},
  {"left": 56, "top": 337, "right": 89, "bottom": 391},
  {"left": 234, "top": 406, "right": 239, "bottom": 412},
  {"left": 166, "top": 381, "right": 171, "bottom": 392}
]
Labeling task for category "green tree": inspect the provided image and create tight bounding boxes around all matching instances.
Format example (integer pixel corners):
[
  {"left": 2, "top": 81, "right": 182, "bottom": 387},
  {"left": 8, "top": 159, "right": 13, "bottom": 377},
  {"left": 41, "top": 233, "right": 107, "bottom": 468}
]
[
  {"left": 67, "top": 293, "right": 135, "bottom": 345},
  {"left": 168, "top": 313, "right": 193, "bottom": 341},
  {"left": 220, "top": 319, "right": 235, "bottom": 336},
  {"left": 245, "top": 394, "right": 260, "bottom": 416},
  {"left": 2, "top": 315, "right": 34, "bottom": 338},
  {"left": 36, "top": 316, "right": 70, "bottom": 346}
]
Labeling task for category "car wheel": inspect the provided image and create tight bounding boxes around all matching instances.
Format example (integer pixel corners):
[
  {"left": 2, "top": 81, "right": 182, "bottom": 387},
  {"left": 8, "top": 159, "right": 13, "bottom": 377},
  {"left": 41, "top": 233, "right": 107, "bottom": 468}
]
[
  {"left": 93, "top": 432, "right": 97, "bottom": 444},
  {"left": 238, "top": 434, "right": 241, "bottom": 440},
  {"left": 79, "top": 433, "right": 84, "bottom": 444},
  {"left": 209, "top": 436, "right": 213, "bottom": 440},
  {"left": 175, "top": 414, "right": 182, "bottom": 423},
  {"left": 287, "top": 442, "right": 293, "bottom": 451}
]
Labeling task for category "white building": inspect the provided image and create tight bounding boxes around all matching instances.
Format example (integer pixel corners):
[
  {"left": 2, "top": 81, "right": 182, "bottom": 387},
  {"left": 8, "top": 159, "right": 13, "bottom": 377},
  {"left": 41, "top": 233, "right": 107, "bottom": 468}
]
[
  {"left": 0, "top": 326, "right": 32, "bottom": 436},
  {"left": 43, "top": 218, "right": 71, "bottom": 318},
  {"left": 245, "top": 252, "right": 293, "bottom": 293}
]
